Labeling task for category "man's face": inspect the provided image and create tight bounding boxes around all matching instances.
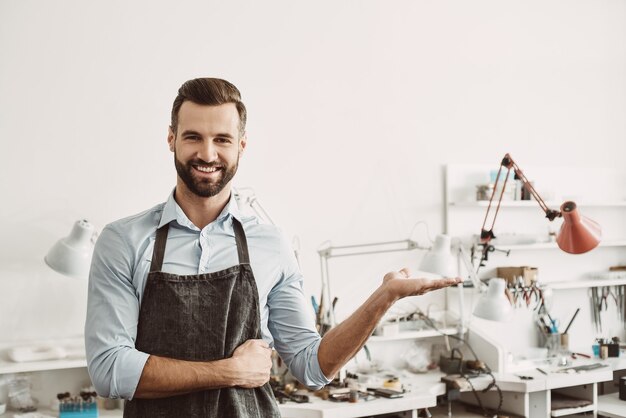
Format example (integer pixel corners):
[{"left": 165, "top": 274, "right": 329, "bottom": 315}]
[{"left": 168, "top": 101, "right": 246, "bottom": 198}]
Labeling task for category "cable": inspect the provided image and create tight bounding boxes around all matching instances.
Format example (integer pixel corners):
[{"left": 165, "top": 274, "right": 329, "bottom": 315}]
[
  {"left": 408, "top": 221, "right": 433, "bottom": 247},
  {"left": 417, "top": 313, "right": 504, "bottom": 418}
]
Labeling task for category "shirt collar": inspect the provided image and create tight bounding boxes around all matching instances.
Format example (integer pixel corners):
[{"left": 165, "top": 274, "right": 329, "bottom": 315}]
[{"left": 158, "top": 188, "right": 242, "bottom": 230}]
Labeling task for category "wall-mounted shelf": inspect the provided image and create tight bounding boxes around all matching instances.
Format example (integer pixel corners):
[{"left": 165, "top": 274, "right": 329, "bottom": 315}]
[
  {"left": 496, "top": 240, "right": 626, "bottom": 251},
  {"left": 0, "top": 337, "right": 86, "bottom": 374},
  {"left": 449, "top": 201, "right": 626, "bottom": 208},
  {"left": 0, "top": 357, "right": 87, "bottom": 374},
  {"left": 546, "top": 277, "right": 626, "bottom": 290}
]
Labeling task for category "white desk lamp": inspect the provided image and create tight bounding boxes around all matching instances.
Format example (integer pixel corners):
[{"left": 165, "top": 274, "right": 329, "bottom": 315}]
[
  {"left": 459, "top": 245, "right": 512, "bottom": 322},
  {"left": 472, "top": 278, "right": 512, "bottom": 321},
  {"left": 45, "top": 219, "right": 96, "bottom": 279},
  {"left": 418, "top": 234, "right": 455, "bottom": 277}
]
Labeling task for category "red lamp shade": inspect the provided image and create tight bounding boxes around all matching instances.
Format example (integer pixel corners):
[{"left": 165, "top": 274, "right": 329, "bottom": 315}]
[{"left": 556, "top": 201, "right": 602, "bottom": 254}]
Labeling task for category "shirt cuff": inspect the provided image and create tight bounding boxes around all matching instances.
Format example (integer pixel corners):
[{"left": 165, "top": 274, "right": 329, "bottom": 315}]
[
  {"left": 111, "top": 349, "right": 150, "bottom": 400},
  {"left": 304, "top": 340, "right": 333, "bottom": 389}
]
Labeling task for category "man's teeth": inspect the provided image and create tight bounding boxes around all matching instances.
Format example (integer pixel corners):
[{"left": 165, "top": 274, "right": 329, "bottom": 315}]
[{"left": 195, "top": 166, "right": 219, "bottom": 173}]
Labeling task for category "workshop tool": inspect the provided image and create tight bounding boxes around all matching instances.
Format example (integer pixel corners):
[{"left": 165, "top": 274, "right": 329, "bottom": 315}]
[
  {"left": 57, "top": 389, "right": 98, "bottom": 418},
  {"left": 563, "top": 308, "right": 580, "bottom": 334},
  {"left": 616, "top": 285, "right": 626, "bottom": 328},
  {"left": 590, "top": 287, "right": 602, "bottom": 334}
]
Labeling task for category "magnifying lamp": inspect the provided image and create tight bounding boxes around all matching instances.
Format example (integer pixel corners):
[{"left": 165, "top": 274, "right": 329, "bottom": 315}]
[{"left": 45, "top": 219, "right": 96, "bottom": 279}]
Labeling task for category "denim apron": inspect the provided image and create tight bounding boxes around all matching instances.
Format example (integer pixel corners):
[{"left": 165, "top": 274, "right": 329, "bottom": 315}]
[{"left": 123, "top": 218, "right": 280, "bottom": 417}]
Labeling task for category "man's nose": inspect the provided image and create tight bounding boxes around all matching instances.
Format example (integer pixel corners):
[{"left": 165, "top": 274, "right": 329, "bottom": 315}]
[{"left": 198, "top": 140, "right": 219, "bottom": 162}]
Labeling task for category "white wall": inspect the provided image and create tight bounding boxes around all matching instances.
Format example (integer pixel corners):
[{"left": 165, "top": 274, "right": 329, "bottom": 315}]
[{"left": 1, "top": 0, "right": 625, "bottom": 344}]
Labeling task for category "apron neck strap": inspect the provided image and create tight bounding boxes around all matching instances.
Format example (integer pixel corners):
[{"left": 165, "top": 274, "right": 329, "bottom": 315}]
[
  {"left": 150, "top": 224, "right": 169, "bottom": 272},
  {"left": 232, "top": 218, "right": 250, "bottom": 265},
  {"left": 150, "top": 218, "right": 250, "bottom": 272}
]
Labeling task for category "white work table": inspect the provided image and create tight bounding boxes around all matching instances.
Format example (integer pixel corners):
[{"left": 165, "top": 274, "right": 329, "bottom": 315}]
[
  {"left": 494, "top": 364, "right": 614, "bottom": 391},
  {"left": 278, "top": 390, "right": 438, "bottom": 418},
  {"left": 279, "top": 363, "right": 616, "bottom": 418},
  {"left": 597, "top": 357, "right": 626, "bottom": 418},
  {"left": 455, "top": 362, "right": 615, "bottom": 418},
  {"left": 279, "top": 371, "right": 446, "bottom": 418}
]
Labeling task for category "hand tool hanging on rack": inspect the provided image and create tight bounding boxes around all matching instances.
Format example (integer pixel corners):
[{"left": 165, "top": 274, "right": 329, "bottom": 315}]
[
  {"left": 617, "top": 285, "right": 626, "bottom": 329},
  {"left": 589, "top": 287, "right": 602, "bottom": 334}
]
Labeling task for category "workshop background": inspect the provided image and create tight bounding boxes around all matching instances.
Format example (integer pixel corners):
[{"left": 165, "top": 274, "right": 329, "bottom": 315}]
[{"left": 1, "top": 0, "right": 625, "bottom": 357}]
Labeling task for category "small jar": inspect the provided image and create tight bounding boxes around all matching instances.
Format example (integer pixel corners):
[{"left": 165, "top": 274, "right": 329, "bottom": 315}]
[{"left": 476, "top": 184, "right": 494, "bottom": 201}]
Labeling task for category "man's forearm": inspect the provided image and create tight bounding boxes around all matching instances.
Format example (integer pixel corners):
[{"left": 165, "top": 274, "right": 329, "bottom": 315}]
[
  {"left": 317, "top": 284, "right": 396, "bottom": 379},
  {"left": 316, "top": 270, "right": 461, "bottom": 379},
  {"left": 133, "top": 355, "right": 238, "bottom": 399},
  {"left": 133, "top": 338, "right": 272, "bottom": 399}
]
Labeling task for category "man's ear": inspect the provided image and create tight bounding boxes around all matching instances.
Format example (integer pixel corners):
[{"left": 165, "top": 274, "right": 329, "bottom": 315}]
[
  {"left": 239, "top": 134, "right": 247, "bottom": 155},
  {"left": 167, "top": 127, "right": 176, "bottom": 152}
]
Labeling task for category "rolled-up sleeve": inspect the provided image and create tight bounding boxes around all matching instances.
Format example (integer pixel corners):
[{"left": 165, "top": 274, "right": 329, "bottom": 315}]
[
  {"left": 85, "top": 225, "right": 149, "bottom": 399},
  {"left": 267, "top": 239, "right": 332, "bottom": 390}
]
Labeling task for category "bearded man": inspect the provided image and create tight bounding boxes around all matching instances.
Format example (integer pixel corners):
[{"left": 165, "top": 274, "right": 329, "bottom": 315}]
[{"left": 85, "top": 77, "right": 461, "bottom": 417}]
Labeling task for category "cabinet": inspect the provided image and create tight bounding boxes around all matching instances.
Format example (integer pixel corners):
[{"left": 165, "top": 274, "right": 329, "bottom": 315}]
[
  {"left": 0, "top": 338, "right": 123, "bottom": 417},
  {"left": 452, "top": 363, "right": 613, "bottom": 418},
  {"left": 442, "top": 163, "right": 626, "bottom": 417},
  {"left": 444, "top": 163, "right": 626, "bottom": 362}
]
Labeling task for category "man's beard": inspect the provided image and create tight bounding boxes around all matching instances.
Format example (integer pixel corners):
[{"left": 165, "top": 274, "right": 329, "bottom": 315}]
[{"left": 174, "top": 153, "right": 238, "bottom": 198}]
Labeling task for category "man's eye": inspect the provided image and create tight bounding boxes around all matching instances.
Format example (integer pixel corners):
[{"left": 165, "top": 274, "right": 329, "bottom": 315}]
[{"left": 216, "top": 138, "right": 232, "bottom": 143}]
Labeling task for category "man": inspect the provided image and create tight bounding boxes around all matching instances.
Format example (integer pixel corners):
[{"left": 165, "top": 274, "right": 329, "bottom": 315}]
[{"left": 85, "top": 77, "right": 461, "bottom": 417}]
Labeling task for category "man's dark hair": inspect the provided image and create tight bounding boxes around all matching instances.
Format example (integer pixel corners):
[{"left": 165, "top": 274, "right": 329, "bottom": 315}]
[{"left": 170, "top": 78, "right": 247, "bottom": 137}]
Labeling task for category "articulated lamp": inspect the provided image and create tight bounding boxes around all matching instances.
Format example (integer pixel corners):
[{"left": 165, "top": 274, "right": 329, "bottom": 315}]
[
  {"left": 470, "top": 153, "right": 602, "bottom": 321},
  {"left": 480, "top": 153, "right": 601, "bottom": 263},
  {"left": 45, "top": 219, "right": 96, "bottom": 279},
  {"left": 318, "top": 233, "right": 456, "bottom": 330}
]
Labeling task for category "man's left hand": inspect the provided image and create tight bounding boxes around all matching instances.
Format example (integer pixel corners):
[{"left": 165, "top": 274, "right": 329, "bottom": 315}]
[{"left": 382, "top": 268, "right": 462, "bottom": 301}]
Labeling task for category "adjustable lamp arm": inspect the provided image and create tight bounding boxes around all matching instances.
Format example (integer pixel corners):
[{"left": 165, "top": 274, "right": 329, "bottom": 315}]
[
  {"left": 233, "top": 187, "right": 301, "bottom": 267},
  {"left": 232, "top": 187, "right": 275, "bottom": 225},
  {"left": 480, "top": 153, "right": 560, "bottom": 245}
]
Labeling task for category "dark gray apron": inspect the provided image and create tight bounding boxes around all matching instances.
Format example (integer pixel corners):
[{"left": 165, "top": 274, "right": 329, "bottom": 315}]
[{"left": 123, "top": 218, "right": 281, "bottom": 418}]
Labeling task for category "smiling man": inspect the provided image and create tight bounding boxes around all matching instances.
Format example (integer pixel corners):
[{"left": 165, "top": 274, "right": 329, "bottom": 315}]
[{"left": 85, "top": 77, "right": 461, "bottom": 418}]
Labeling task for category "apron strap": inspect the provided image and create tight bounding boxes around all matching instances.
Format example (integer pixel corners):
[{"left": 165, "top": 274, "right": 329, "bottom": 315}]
[
  {"left": 232, "top": 218, "right": 250, "bottom": 265},
  {"left": 151, "top": 218, "right": 249, "bottom": 271},
  {"left": 150, "top": 224, "right": 170, "bottom": 272}
]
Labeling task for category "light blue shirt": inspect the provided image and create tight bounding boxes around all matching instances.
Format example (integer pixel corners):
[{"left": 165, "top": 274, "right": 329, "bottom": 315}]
[{"left": 85, "top": 190, "right": 330, "bottom": 399}]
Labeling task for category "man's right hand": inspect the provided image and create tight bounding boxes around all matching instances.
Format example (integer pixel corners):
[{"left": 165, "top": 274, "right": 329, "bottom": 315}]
[{"left": 230, "top": 339, "right": 272, "bottom": 388}]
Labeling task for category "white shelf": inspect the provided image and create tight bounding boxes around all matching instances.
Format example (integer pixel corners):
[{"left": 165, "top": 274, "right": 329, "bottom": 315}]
[
  {"left": 597, "top": 392, "right": 626, "bottom": 418},
  {"left": 494, "top": 240, "right": 626, "bottom": 251},
  {"left": 546, "top": 277, "right": 626, "bottom": 290},
  {"left": 450, "top": 201, "right": 626, "bottom": 208},
  {"left": 368, "top": 326, "right": 460, "bottom": 342},
  {"left": 550, "top": 403, "right": 595, "bottom": 417},
  {"left": 0, "top": 357, "right": 87, "bottom": 374},
  {"left": 0, "top": 337, "right": 87, "bottom": 374}
]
